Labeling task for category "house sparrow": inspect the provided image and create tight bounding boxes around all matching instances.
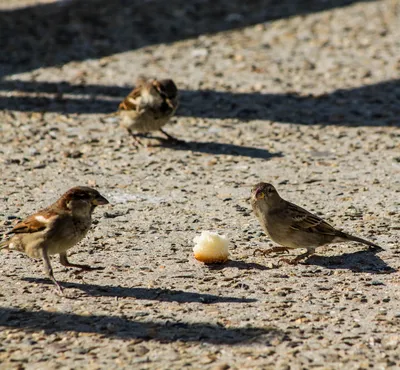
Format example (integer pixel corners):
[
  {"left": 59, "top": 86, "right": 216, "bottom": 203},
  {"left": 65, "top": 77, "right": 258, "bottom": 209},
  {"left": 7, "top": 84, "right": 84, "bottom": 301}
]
[
  {"left": 0, "top": 187, "right": 109, "bottom": 294},
  {"left": 250, "top": 182, "right": 383, "bottom": 264},
  {"left": 118, "top": 77, "right": 180, "bottom": 145}
]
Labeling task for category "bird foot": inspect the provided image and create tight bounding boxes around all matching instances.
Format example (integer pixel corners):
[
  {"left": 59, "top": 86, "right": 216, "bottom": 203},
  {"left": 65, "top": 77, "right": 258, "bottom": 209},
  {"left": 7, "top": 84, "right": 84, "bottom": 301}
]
[
  {"left": 159, "top": 129, "right": 185, "bottom": 145},
  {"left": 253, "top": 248, "right": 268, "bottom": 256},
  {"left": 253, "top": 247, "right": 290, "bottom": 257},
  {"left": 127, "top": 129, "right": 145, "bottom": 147},
  {"left": 279, "top": 250, "right": 314, "bottom": 265},
  {"left": 53, "top": 281, "right": 64, "bottom": 296}
]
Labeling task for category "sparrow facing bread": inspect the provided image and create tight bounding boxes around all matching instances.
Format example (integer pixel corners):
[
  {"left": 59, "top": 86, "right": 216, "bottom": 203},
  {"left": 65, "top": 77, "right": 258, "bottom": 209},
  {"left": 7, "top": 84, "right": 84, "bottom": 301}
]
[
  {"left": 250, "top": 182, "right": 382, "bottom": 264},
  {"left": 0, "top": 187, "right": 109, "bottom": 294}
]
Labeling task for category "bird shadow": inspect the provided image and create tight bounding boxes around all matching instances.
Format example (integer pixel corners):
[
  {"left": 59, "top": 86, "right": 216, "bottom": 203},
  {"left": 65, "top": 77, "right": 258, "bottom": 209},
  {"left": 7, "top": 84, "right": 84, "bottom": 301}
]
[
  {"left": 154, "top": 139, "right": 282, "bottom": 159},
  {"left": 206, "top": 259, "right": 270, "bottom": 271},
  {"left": 304, "top": 248, "right": 396, "bottom": 274},
  {"left": 0, "top": 306, "right": 281, "bottom": 344},
  {"left": 22, "top": 278, "right": 257, "bottom": 303}
]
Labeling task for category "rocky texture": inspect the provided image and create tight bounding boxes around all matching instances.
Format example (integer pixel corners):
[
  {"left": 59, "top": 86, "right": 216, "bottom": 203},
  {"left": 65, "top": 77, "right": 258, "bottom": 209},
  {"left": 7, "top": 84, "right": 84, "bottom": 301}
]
[{"left": 0, "top": 0, "right": 399, "bottom": 369}]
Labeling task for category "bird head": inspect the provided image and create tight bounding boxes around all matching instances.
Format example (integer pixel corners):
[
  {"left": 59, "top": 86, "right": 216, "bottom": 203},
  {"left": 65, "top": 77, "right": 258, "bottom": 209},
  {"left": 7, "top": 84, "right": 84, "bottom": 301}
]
[
  {"left": 154, "top": 79, "right": 178, "bottom": 99},
  {"left": 251, "top": 182, "right": 281, "bottom": 208},
  {"left": 153, "top": 79, "right": 179, "bottom": 109},
  {"left": 60, "top": 187, "right": 109, "bottom": 215}
]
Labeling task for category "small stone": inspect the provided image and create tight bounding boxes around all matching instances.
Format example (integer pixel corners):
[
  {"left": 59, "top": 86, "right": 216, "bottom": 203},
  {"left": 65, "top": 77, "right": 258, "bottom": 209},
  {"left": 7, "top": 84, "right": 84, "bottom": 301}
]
[
  {"left": 371, "top": 280, "right": 385, "bottom": 286},
  {"left": 63, "top": 150, "right": 83, "bottom": 159},
  {"left": 212, "top": 363, "right": 230, "bottom": 370},
  {"left": 134, "top": 345, "right": 150, "bottom": 356},
  {"left": 191, "top": 48, "right": 208, "bottom": 58}
]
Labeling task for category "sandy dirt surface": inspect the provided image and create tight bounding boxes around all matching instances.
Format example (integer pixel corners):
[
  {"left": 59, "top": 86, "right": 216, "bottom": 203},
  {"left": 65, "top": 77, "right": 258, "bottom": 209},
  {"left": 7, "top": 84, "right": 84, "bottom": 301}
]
[{"left": 0, "top": 0, "right": 399, "bottom": 369}]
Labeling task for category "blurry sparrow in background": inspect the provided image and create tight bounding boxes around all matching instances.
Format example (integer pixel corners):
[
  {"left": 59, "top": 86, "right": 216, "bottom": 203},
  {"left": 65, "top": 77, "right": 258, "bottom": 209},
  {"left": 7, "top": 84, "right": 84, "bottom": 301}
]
[{"left": 118, "top": 77, "right": 180, "bottom": 146}]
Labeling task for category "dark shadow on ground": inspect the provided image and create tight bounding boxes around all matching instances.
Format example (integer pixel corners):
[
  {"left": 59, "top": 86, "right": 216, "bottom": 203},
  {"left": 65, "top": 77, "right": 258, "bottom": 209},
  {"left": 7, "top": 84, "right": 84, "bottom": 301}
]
[
  {"left": 179, "top": 84, "right": 400, "bottom": 126},
  {"left": 22, "top": 278, "right": 257, "bottom": 303},
  {"left": 206, "top": 260, "right": 271, "bottom": 271},
  {"left": 0, "top": 0, "right": 376, "bottom": 77},
  {"left": 154, "top": 139, "right": 282, "bottom": 159},
  {"left": 0, "top": 80, "right": 398, "bottom": 126},
  {"left": 304, "top": 248, "right": 396, "bottom": 274},
  {"left": 0, "top": 306, "right": 280, "bottom": 344}
]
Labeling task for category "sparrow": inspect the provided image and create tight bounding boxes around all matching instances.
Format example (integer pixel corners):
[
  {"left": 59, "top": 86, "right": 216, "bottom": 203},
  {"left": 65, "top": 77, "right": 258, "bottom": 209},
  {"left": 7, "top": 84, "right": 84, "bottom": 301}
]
[
  {"left": 250, "top": 182, "right": 383, "bottom": 265},
  {"left": 0, "top": 187, "right": 109, "bottom": 294},
  {"left": 118, "top": 77, "right": 180, "bottom": 145}
]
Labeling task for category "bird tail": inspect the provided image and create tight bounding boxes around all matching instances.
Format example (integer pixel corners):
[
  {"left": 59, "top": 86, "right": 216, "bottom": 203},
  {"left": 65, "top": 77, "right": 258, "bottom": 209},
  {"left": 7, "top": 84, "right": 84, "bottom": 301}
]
[{"left": 341, "top": 232, "right": 383, "bottom": 251}]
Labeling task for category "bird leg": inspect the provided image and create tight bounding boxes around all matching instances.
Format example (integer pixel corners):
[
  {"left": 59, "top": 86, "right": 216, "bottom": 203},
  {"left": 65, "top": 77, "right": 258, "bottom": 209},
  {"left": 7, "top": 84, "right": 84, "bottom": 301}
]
[
  {"left": 280, "top": 248, "right": 315, "bottom": 265},
  {"left": 159, "top": 128, "right": 184, "bottom": 143},
  {"left": 253, "top": 246, "right": 290, "bottom": 256},
  {"left": 41, "top": 248, "right": 63, "bottom": 295},
  {"left": 127, "top": 128, "right": 144, "bottom": 147},
  {"left": 59, "top": 252, "right": 104, "bottom": 272}
]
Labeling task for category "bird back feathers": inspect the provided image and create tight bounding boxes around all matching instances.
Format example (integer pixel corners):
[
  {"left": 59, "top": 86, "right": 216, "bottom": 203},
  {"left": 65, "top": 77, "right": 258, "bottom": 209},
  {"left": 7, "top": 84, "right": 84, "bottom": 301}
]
[
  {"left": 286, "top": 202, "right": 338, "bottom": 236},
  {"left": 118, "top": 88, "right": 141, "bottom": 111}
]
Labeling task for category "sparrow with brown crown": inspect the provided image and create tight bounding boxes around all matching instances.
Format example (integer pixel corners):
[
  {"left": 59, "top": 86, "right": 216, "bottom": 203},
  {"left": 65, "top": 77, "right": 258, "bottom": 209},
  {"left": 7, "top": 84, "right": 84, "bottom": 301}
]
[
  {"left": 118, "top": 77, "right": 180, "bottom": 146},
  {"left": 250, "top": 182, "right": 383, "bottom": 264},
  {"left": 0, "top": 187, "right": 109, "bottom": 294}
]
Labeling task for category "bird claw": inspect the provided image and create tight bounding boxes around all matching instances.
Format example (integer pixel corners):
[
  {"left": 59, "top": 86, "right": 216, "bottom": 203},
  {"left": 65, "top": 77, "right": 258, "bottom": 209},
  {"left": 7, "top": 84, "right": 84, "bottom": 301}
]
[
  {"left": 253, "top": 248, "right": 267, "bottom": 256},
  {"left": 127, "top": 129, "right": 144, "bottom": 147},
  {"left": 159, "top": 128, "right": 182, "bottom": 143},
  {"left": 279, "top": 251, "right": 314, "bottom": 265},
  {"left": 54, "top": 282, "right": 64, "bottom": 296},
  {"left": 253, "top": 247, "right": 290, "bottom": 256}
]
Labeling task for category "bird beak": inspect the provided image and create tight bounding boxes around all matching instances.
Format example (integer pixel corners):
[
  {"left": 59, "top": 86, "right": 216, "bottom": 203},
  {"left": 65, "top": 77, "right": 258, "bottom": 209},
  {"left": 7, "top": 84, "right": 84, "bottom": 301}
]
[
  {"left": 255, "top": 188, "right": 265, "bottom": 200},
  {"left": 92, "top": 195, "right": 109, "bottom": 206},
  {"left": 165, "top": 98, "right": 175, "bottom": 109}
]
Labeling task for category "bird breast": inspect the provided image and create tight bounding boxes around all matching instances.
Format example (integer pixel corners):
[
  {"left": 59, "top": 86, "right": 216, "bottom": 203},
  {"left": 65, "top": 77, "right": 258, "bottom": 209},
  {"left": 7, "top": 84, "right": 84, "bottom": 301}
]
[
  {"left": 45, "top": 216, "right": 92, "bottom": 256},
  {"left": 120, "top": 108, "right": 172, "bottom": 132},
  {"left": 262, "top": 212, "right": 300, "bottom": 249}
]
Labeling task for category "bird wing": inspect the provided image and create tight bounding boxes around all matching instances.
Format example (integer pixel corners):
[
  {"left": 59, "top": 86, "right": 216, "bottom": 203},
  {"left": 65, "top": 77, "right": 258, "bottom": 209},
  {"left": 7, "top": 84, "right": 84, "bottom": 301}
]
[
  {"left": 118, "top": 87, "right": 142, "bottom": 111},
  {"left": 286, "top": 202, "right": 338, "bottom": 236},
  {"left": 8, "top": 209, "right": 58, "bottom": 234}
]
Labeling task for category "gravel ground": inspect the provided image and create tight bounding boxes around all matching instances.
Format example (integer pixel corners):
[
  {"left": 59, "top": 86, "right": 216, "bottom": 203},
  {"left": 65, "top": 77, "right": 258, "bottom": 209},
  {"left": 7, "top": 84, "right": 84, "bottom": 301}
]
[{"left": 0, "top": 0, "right": 400, "bottom": 369}]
